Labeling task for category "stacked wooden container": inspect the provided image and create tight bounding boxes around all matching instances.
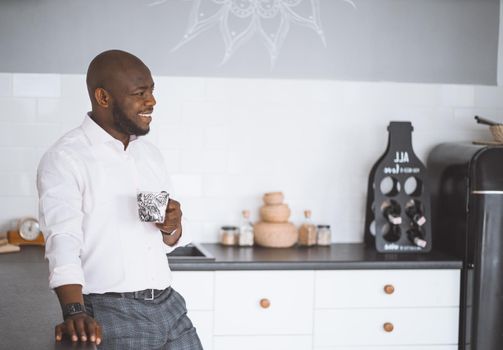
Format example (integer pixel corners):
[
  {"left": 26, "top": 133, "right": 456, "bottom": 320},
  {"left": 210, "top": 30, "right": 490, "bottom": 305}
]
[{"left": 254, "top": 192, "right": 298, "bottom": 248}]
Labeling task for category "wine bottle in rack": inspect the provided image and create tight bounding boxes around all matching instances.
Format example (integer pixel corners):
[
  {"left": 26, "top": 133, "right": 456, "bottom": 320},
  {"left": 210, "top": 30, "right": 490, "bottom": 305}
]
[
  {"left": 381, "top": 200, "right": 402, "bottom": 225},
  {"left": 407, "top": 227, "right": 427, "bottom": 248},
  {"left": 383, "top": 224, "right": 401, "bottom": 242},
  {"left": 405, "top": 200, "right": 426, "bottom": 227}
]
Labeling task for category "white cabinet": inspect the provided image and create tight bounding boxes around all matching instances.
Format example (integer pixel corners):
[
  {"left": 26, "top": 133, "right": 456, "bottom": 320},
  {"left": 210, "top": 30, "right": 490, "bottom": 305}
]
[
  {"left": 213, "top": 270, "right": 314, "bottom": 350},
  {"left": 315, "top": 269, "right": 460, "bottom": 308},
  {"left": 171, "top": 271, "right": 215, "bottom": 350},
  {"left": 171, "top": 269, "right": 460, "bottom": 350},
  {"left": 214, "top": 270, "right": 314, "bottom": 335},
  {"left": 315, "top": 308, "right": 459, "bottom": 347},
  {"left": 314, "top": 269, "right": 460, "bottom": 349}
]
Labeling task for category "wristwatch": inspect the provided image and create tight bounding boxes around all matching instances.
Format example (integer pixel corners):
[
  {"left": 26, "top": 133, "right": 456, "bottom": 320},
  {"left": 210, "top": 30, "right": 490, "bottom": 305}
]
[{"left": 62, "top": 303, "right": 86, "bottom": 319}]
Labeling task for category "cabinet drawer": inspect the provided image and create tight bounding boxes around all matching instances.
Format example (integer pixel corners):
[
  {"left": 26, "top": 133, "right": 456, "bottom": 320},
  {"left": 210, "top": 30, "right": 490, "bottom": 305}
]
[
  {"left": 314, "top": 308, "right": 459, "bottom": 347},
  {"left": 214, "top": 335, "right": 312, "bottom": 350},
  {"left": 315, "top": 270, "right": 460, "bottom": 308},
  {"left": 171, "top": 271, "right": 214, "bottom": 310},
  {"left": 215, "top": 271, "right": 314, "bottom": 335}
]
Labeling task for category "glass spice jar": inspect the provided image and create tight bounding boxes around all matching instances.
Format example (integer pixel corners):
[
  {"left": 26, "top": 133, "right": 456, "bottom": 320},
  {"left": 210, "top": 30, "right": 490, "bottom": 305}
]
[
  {"left": 316, "top": 225, "right": 332, "bottom": 246},
  {"left": 238, "top": 210, "right": 254, "bottom": 247},
  {"left": 298, "top": 210, "right": 317, "bottom": 247},
  {"left": 219, "top": 226, "right": 238, "bottom": 246}
]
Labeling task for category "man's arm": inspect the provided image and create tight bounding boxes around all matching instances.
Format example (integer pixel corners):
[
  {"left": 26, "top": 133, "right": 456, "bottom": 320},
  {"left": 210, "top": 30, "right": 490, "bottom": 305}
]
[
  {"left": 38, "top": 151, "right": 101, "bottom": 344},
  {"left": 54, "top": 284, "right": 102, "bottom": 344}
]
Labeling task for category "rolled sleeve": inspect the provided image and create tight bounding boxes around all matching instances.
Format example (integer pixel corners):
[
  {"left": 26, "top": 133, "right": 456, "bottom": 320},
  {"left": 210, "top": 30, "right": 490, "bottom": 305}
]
[
  {"left": 45, "top": 234, "right": 85, "bottom": 288},
  {"left": 49, "top": 264, "right": 85, "bottom": 289},
  {"left": 37, "top": 150, "right": 85, "bottom": 289}
]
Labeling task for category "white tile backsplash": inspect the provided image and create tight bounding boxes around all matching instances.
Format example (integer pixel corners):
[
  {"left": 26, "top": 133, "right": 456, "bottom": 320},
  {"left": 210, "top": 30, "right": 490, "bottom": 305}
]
[
  {"left": 474, "top": 85, "right": 503, "bottom": 108},
  {"left": 157, "top": 125, "right": 205, "bottom": 150},
  {"left": 0, "top": 122, "right": 62, "bottom": 148},
  {"left": 60, "top": 75, "right": 87, "bottom": 97},
  {"left": 151, "top": 100, "right": 183, "bottom": 125},
  {"left": 0, "top": 172, "right": 36, "bottom": 196},
  {"left": 170, "top": 174, "right": 203, "bottom": 197},
  {"left": 0, "top": 196, "right": 38, "bottom": 232},
  {"left": 13, "top": 74, "right": 61, "bottom": 98},
  {"left": 0, "top": 148, "right": 44, "bottom": 172},
  {"left": 0, "top": 98, "right": 37, "bottom": 122},
  {"left": 155, "top": 76, "right": 206, "bottom": 100},
  {"left": 1, "top": 73, "right": 502, "bottom": 242},
  {"left": 441, "top": 85, "right": 475, "bottom": 107},
  {"left": 204, "top": 125, "right": 230, "bottom": 150},
  {"left": 159, "top": 149, "right": 180, "bottom": 174},
  {"left": 0, "top": 73, "right": 12, "bottom": 97},
  {"left": 181, "top": 99, "right": 230, "bottom": 126},
  {"left": 179, "top": 150, "right": 225, "bottom": 173},
  {"left": 342, "top": 82, "right": 443, "bottom": 107},
  {"left": 37, "top": 97, "right": 90, "bottom": 123}
]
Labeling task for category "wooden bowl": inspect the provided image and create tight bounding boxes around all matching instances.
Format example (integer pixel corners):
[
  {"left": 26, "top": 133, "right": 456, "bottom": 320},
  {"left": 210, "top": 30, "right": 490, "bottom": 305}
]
[
  {"left": 260, "top": 204, "right": 290, "bottom": 223},
  {"left": 490, "top": 125, "right": 503, "bottom": 143},
  {"left": 254, "top": 221, "right": 298, "bottom": 248},
  {"left": 263, "top": 192, "right": 284, "bottom": 205}
]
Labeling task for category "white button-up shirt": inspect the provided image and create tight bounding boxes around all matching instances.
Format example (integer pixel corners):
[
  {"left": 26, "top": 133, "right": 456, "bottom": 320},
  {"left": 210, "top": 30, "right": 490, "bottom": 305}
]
[{"left": 37, "top": 114, "right": 189, "bottom": 294}]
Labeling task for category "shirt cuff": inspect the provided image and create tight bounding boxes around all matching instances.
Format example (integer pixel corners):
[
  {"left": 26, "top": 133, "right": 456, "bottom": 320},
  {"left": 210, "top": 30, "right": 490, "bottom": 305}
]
[{"left": 48, "top": 264, "right": 85, "bottom": 290}]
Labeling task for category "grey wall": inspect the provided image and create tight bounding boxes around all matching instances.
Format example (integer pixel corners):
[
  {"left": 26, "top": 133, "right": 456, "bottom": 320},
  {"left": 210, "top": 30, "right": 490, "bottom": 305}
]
[{"left": 0, "top": 0, "right": 499, "bottom": 84}]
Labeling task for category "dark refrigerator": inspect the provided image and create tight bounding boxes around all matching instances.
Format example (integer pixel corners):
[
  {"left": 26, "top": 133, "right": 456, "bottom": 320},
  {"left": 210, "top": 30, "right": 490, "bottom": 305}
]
[{"left": 428, "top": 142, "right": 503, "bottom": 350}]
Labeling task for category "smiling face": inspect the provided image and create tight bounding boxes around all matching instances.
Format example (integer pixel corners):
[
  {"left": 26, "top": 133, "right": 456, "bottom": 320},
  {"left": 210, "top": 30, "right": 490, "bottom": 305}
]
[{"left": 108, "top": 65, "right": 156, "bottom": 137}]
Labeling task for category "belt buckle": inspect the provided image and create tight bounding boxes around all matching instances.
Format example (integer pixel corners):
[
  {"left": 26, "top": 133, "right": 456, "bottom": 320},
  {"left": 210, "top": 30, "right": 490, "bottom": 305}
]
[{"left": 145, "top": 289, "right": 155, "bottom": 301}]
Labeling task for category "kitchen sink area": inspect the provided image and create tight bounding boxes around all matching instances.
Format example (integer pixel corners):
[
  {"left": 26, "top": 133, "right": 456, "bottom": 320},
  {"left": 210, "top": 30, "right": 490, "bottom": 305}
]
[{"left": 167, "top": 242, "right": 215, "bottom": 263}]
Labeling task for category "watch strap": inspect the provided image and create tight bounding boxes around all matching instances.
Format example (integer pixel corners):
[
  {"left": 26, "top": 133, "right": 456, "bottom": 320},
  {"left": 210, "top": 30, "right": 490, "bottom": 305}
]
[{"left": 62, "top": 303, "right": 86, "bottom": 319}]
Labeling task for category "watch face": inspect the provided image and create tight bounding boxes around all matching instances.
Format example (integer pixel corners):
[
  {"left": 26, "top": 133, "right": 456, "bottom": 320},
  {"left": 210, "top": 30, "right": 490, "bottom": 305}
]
[{"left": 19, "top": 218, "right": 40, "bottom": 240}]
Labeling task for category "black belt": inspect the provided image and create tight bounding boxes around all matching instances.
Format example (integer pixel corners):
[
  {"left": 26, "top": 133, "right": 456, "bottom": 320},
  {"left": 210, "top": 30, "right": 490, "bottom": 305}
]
[{"left": 92, "top": 287, "right": 169, "bottom": 301}]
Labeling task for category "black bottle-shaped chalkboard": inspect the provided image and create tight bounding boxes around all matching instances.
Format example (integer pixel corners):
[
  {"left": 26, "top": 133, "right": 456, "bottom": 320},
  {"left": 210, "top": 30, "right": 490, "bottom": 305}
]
[{"left": 364, "top": 121, "right": 432, "bottom": 253}]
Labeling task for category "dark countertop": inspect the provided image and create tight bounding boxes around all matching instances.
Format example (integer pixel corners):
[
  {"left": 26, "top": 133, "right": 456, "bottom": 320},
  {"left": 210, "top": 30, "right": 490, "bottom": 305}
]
[
  {"left": 0, "top": 244, "right": 462, "bottom": 349},
  {"left": 0, "top": 247, "right": 96, "bottom": 350},
  {"left": 172, "top": 243, "right": 463, "bottom": 270}
]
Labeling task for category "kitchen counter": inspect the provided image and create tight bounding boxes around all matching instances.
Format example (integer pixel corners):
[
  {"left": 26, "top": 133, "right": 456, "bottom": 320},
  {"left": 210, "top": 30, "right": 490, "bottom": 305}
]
[
  {"left": 172, "top": 243, "right": 462, "bottom": 270},
  {"left": 0, "top": 246, "right": 96, "bottom": 350},
  {"left": 0, "top": 244, "right": 462, "bottom": 349}
]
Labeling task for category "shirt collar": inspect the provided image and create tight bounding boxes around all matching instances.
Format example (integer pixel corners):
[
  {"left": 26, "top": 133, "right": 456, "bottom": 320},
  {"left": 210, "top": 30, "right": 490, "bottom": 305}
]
[{"left": 81, "top": 113, "right": 138, "bottom": 146}]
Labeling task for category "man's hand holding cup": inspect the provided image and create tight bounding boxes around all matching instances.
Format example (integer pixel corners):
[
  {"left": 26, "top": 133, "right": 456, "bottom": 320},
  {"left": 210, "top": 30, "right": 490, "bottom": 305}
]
[{"left": 156, "top": 199, "right": 182, "bottom": 246}]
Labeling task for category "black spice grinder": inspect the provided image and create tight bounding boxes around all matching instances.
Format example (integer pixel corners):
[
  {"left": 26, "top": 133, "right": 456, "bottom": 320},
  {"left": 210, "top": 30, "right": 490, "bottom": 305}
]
[{"left": 364, "top": 121, "right": 432, "bottom": 253}]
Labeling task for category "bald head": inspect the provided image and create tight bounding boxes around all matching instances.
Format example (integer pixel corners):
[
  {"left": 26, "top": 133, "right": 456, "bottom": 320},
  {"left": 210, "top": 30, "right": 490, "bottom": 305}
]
[
  {"left": 86, "top": 50, "right": 150, "bottom": 105},
  {"left": 84, "top": 50, "right": 156, "bottom": 145}
]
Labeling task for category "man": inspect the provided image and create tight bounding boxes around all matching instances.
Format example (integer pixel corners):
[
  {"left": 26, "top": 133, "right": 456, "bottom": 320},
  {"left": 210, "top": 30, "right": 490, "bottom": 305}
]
[{"left": 37, "top": 50, "right": 203, "bottom": 349}]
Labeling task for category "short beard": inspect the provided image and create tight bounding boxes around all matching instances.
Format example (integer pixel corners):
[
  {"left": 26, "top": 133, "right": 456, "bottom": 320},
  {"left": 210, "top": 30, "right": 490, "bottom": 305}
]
[{"left": 112, "top": 103, "right": 149, "bottom": 137}]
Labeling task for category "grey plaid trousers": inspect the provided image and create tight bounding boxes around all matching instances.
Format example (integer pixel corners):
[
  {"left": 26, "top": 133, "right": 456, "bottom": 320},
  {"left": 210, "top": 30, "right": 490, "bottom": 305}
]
[{"left": 84, "top": 287, "right": 203, "bottom": 350}]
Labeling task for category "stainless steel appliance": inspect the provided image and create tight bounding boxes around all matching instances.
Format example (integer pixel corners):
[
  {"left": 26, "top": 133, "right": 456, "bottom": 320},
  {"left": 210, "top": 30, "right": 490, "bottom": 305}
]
[{"left": 428, "top": 142, "right": 503, "bottom": 350}]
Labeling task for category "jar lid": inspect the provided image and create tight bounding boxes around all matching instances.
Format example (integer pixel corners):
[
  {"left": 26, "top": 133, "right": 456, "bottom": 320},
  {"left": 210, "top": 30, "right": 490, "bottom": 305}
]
[
  {"left": 221, "top": 226, "right": 238, "bottom": 230},
  {"left": 317, "top": 225, "right": 330, "bottom": 229}
]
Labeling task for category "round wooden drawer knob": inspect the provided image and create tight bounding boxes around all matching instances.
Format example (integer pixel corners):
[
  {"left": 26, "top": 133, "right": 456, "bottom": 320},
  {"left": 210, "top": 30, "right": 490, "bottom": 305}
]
[
  {"left": 384, "top": 284, "right": 395, "bottom": 294},
  {"left": 259, "top": 298, "right": 271, "bottom": 309},
  {"left": 383, "top": 322, "right": 394, "bottom": 332}
]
